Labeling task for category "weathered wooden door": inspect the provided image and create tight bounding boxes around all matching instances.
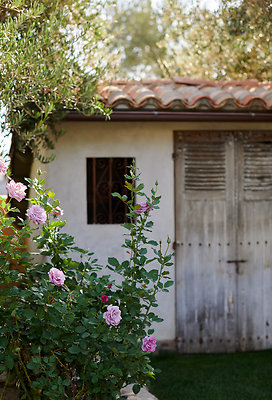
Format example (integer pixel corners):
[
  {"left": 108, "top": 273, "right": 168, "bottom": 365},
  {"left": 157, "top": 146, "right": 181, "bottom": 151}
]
[{"left": 175, "top": 131, "right": 272, "bottom": 353}]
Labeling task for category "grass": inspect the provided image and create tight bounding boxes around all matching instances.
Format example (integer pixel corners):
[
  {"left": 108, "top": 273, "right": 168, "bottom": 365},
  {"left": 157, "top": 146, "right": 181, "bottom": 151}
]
[{"left": 149, "top": 350, "right": 272, "bottom": 400}]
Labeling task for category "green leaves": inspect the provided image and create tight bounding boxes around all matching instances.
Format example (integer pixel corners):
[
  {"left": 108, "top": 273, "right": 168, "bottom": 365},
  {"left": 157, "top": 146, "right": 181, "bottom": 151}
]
[
  {"left": 148, "top": 240, "right": 158, "bottom": 246},
  {"left": 22, "top": 308, "right": 36, "bottom": 320},
  {"left": 1, "top": 0, "right": 112, "bottom": 161},
  {"left": 112, "top": 192, "right": 122, "bottom": 199},
  {"left": 164, "top": 280, "right": 174, "bottom": 288},
  {"left": 0, "top": 164, "right": 174, "bottom": 400},
  {"left": 133, "top": 384, "right": 141, "bottom": 394},
  {"left": 108, "top": 257, "right": 119, "bottom": 267},
  {"left": 68, "top": 345, "right": 81, "bottom": 354},
  {"left": 75, "top": 325, "right": 86, "bottom": 334},
  {"left": 4, "top": 356, "right": 14, "bottom": 370},
  {"left": 0, "top": 337, "right": 8, "bottom": 348}
]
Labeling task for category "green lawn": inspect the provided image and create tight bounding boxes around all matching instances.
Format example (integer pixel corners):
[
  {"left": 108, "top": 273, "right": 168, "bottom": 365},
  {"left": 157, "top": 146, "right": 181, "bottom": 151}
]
[{"left": 149, "top": 350, "right": 272, "bottom": 400}]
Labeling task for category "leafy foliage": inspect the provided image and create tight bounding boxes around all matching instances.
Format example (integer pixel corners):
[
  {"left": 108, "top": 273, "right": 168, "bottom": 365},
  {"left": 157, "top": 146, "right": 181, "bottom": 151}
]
[
  {"left": 107, "top": 0, "right": 169, "bottom": 78},
  {"left": 0, "top": 165, "right": 174, "bottom": 399},
  {"left": 0, "top": 0, "right": 113, "bottom": 161},
  {"left": 161, "top": 0, "right": 272, "bottom": 80},
  {"left": 107, "top": 0, "right": 271, "bottom": 80}
]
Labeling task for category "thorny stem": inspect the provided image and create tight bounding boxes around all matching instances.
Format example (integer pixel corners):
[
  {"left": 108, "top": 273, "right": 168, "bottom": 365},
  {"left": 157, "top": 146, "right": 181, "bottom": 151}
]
[
  {"left": 128, "top": 194, "right": 135, "bottom": 269},
  {"left": 128, "top": 167, "right": 157, "bottom": 283},
  {"left": 141, "top": 240, "right": 170, "bottom": 331},
  {"left": 14, "top": 363, "right": 32, "bottom": 400},
  {"left": 130, "top": 214, "right": 147, "bottom": 284},
  {"left": 74, "top": 383, "right": 87, "bottom": 400},
  {"left": 0, "top": 370, "right": 10, "bottom": 400},
  {"left": 52, "top": 351, "right": 69, "bottom": 371},
  {"left": 17, "top": 347, "right": 36, "bottom": 392},
  {"left": 79, "top": 259, "right": 89, "bottom": 285},
  {"left": 10, "top": 332, "right": 38, "bottom": 397},
  {"left": 47, "top": 226, "right": 61, "bottom": 267}
]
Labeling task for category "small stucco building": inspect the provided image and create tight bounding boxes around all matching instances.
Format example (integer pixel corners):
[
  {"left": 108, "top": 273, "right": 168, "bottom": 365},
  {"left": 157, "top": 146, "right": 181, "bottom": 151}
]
[{"left": 14, "top": 78, "right": 272, "bottom": 352}]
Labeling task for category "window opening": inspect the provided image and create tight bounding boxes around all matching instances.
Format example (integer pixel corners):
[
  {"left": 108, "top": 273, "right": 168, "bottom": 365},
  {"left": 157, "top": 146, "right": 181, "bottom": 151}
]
[{"left": 86, "top": 157, "right": 133, "bottom": 224}]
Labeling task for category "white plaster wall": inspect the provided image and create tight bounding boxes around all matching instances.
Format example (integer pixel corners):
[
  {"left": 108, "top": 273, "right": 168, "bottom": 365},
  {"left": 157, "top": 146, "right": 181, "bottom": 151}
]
[
  {"left": 31, "top": 120, "right": 272, "bottom": 342},
  {"left": 31, "top": 121, "right": 176, "bottom": 341}
]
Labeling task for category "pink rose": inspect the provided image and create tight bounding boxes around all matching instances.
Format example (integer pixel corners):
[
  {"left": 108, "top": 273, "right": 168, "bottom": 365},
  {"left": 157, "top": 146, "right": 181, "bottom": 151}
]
[
  {"left": 101, "top": 295, "right": 109, "bottom": 303},
  {"left": 141, "top": 335, "right": 157, "bottom": 352},
  {"left": 26, "top": 204, "right": 47, "bottom": 225},
  {"left": 103, "top": 304, "right": 122, "bottom": 326},
  {"left": 107, "top": 284, "right": 112, "bottom": 289},
  {"left": 6, "top": 180, "right": 27, "bottom": 202},
  {"left": 0, "top": 157, "right": 8, "bottom": 175},
  {"left": 135, "top": 201, "right": 153, "bottom": 215},
  {"left": 48, "top": 267, "right": 66, "bottom": 286},
  {"left": 52, "top": 206, "right": 64, "bottom": 216}
]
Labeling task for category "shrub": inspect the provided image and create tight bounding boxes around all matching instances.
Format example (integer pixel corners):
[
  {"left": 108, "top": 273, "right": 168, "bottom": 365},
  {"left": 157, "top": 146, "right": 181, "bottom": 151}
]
[{"left": 0, "top": 160, "right": 174, "bottom": 400}]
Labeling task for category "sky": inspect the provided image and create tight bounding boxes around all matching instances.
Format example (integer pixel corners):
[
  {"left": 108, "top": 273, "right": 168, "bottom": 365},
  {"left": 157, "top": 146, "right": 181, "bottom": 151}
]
[{"left": 151, "top": 0, "right": 219, "bottom": 10}]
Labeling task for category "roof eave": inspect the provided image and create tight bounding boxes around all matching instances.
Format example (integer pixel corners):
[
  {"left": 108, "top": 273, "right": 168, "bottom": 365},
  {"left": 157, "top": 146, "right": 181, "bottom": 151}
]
[{"left": 65, "top": 110, "right": 272, "bottom": 123}]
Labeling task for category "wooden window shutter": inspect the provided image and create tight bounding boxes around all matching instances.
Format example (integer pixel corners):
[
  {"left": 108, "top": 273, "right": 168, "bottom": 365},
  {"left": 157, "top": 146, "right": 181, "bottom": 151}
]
[{"left": 184, "top": 141, "right": 226, "bottom": 191}]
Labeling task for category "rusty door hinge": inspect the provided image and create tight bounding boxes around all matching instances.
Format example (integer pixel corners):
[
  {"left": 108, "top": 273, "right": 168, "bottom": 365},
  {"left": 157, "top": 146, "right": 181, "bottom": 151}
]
[
  {"left": 172, "top": 152, "right": 182, "bottom": 160},
  {"left": 173, "top": 241, "right": 181, "bottom": 250}
]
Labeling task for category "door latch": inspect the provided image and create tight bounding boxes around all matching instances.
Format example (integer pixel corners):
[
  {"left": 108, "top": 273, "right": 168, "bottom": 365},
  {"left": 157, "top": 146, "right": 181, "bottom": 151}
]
[{"left": 227, "top": 259, "right": 247, "bottom": 275}]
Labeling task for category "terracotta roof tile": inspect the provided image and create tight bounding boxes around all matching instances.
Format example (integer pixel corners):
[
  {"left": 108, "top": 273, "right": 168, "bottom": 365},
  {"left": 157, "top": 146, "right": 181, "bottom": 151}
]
[
  {"left": 265, "top": 93, "right": 272, "bottom": 107},
  {"left": 98, "top": 79, "right": 272, "bottom": 112}
]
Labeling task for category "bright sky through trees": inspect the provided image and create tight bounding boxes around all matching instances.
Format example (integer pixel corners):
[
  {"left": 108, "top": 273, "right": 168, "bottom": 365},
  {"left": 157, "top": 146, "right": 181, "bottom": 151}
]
[
  {"left": 1, "top": 0, "right": 268, "bottom": 156},
  {"left": 151, "top": 0, "right": 220, "bottom": 10}
]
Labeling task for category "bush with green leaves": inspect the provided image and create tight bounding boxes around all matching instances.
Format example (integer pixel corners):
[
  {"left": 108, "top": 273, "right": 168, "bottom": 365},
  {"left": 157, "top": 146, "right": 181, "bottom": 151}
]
[{"left": 0, "top": 158, "right": 174, "bottom": 400}]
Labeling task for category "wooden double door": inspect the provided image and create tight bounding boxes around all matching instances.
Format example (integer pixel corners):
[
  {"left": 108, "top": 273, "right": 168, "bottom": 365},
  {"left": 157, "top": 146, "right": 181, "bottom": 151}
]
[{"left": 174, "top": 131, "right": 272, "bottom": 352}]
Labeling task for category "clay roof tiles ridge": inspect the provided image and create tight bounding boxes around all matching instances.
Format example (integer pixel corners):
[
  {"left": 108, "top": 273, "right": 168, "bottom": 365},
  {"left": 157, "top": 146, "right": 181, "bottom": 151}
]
[{"left": 98, "top": 78, "right": 272, "bottom": 111}]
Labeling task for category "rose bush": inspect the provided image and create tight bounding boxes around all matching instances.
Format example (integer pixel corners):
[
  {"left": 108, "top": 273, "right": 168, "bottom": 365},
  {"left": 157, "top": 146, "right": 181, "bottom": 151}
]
[
  {"left": 141, "top": 336, "right": 157, "bottom": 353},
  {"left": 0, "top": 161, "right": 174, "bottom": 400},
  {"left": 6, "top": 179, "right": 27, "bottom": 202},
  {"left": 26, "top": 204, "right": 47, "bottom": 225},
  {"left": 48, "top": 267, "right": 66, "bottom": 286},
  {"left": 0, "top": 157, "right": 8, "bottom": 175},
  {"left": 103, "top": 305, "right": 122, "bottom": 327}
]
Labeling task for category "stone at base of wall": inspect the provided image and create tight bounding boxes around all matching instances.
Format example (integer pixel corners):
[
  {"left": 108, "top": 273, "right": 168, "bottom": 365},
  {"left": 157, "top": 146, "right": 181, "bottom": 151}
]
[
  {"left": 157, "top": 339, "right": 177, "bottom": 352},
  {"left": 0, "top": 384, "right": 158, "bottom": 400},
  {"left": 0, "top": 386, "right": 19, "bottom": 400},
  {"left": 120, "top": 384, "right": 158, "bottom": 400},
  {"left": 0, "top": 383, "right": 158, "bottom": 400}
]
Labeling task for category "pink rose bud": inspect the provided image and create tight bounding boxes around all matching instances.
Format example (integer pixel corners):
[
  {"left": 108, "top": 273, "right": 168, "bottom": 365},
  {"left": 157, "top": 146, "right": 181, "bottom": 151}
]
[
  {"left": 26, "top": 204, "right": 47, "bottom": 225},
  {"left": 107, "top": 284, "right": 112, "bottom": 289},
  {"left": 141, "top": 335, "right": 157, "bottom": 352},
  {"left": 6, "top": 180, "right": 27, "bottom": 202},
  {"left": 0, "top": 157, "right": 8, "bottom": 175},
  {"left": 135, "top": 201, "right": 153, "bottom": 215},
  {"left": 101, "top": 295, "right": 109, "bottom": 303},
  {"left": 70, "top": 295, "right": 74, "bottom": 300},
  {"left": 52, "top": 206, "right": 64, "bottom": 216},
  {"left": 48, "top": 267, "right": 66, "bottom": 286},
  {"left": 103, "top": 304, "right": 122, "bottom": 326}
]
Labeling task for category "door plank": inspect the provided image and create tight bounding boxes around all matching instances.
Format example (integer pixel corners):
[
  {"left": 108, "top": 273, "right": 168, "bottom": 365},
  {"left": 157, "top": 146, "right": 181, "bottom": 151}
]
[
  {"left": 175, "top": 130, "right": 272, "bottom": 353},
  {"left": 237, "top": 132, "right": 272, "bottom": 351},
  {"left": 175, "top": 131, "right": 236, "bottom": 352}
]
